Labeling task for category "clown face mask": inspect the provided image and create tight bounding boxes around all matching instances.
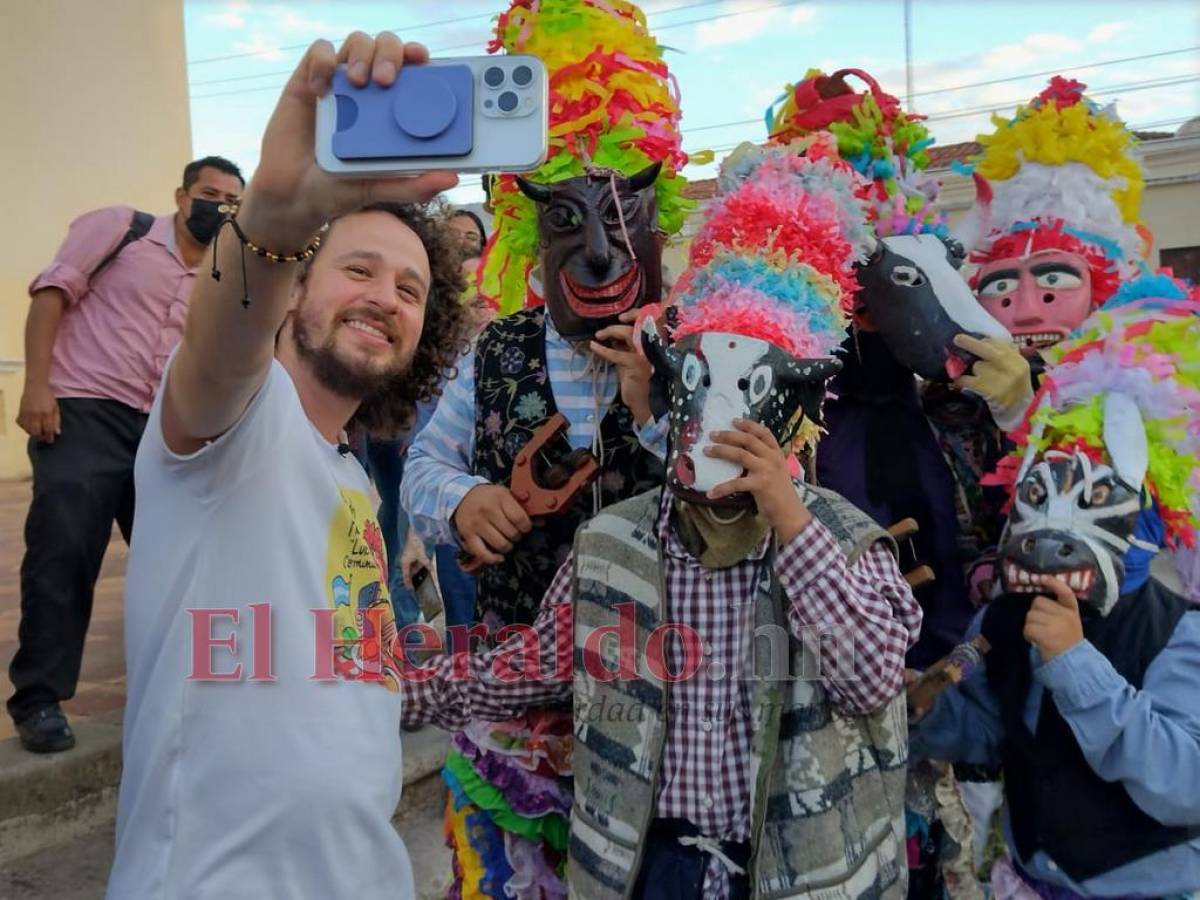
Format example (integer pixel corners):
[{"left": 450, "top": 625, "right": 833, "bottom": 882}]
[
  {"left": 855, "top": 234, "right": 1010, "bottom": 381},
  {"left": 999, "top": 450, "right": 1142, "bottom": 616},
  {"left": 974, "top": 249, "right": 1092, "bottom": 355},
  {"left": 518, "top": 163, "right": 663, "bottom": 342},
  {"left": 641, "top": 318, "right": 840, "bottom": 508}
]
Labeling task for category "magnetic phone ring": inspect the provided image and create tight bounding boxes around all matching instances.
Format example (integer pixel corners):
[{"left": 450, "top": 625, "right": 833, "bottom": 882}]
[{"left": 393, "top": 70, "right": 457, "bottom": 138}]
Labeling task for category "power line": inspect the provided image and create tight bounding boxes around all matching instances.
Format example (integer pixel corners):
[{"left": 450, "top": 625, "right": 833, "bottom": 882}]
[
  {"left": 920, "top": 75, "right": 1200, "bottom": 124},
  {"left": 189, "top": 0, "right": 807, "bottom": 100},
  {"left": 680, "top": 74, "right": 1200, "bottom": 152},
  {"left": 686, "top": 115, "right": 1197, "bottom": 162},
  {"left": 912, "top": 46, "right": 1200, "bottom": 100},
  {"left": 186, "top": 0, "right": 734, "bottom": 69},
  {"left": 681, "top": 47, "right": 1200, "bottom": 135}
]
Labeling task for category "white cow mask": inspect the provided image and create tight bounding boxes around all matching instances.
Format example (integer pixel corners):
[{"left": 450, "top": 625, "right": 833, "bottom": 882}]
[{"left": 641, "top": 319, "right": 840, "bottom": 509}]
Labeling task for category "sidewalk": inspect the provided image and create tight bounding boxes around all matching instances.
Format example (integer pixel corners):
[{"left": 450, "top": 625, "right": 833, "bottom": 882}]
[{"left": 0, "top": 478, "right": 128, "bottom": 742}]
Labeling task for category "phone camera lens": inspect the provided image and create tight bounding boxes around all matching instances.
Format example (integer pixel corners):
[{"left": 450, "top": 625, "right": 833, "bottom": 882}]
[
  {"left": 498, "top": 91, "right": 519, "bottom": 113},
  {"left": 483, "top": 66, "right": 505, "bottom": 88},
  {"left": 512, "top": 65, "right": 533, "bottom": 86}
]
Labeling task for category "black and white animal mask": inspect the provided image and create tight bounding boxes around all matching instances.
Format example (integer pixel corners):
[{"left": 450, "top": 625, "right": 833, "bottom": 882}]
[
  {"left": 999, "top": 393, "right": 1152, "bottom": 616},
  {"left": 855, "top": 233, "right": 1011, "bottom": 381},
  {"left": 640, "top": 317, "right": 840, "bottom": 508}
]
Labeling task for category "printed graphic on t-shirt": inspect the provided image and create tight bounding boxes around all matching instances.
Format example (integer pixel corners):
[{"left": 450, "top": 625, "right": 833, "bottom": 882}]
[{"left": 325, "top": 486, "right": 403, "bottom": 690}]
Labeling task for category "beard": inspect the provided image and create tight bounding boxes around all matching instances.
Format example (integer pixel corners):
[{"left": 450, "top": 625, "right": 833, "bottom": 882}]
[{"left": 291, "top": 305, "right": 412, "bottom": 400}]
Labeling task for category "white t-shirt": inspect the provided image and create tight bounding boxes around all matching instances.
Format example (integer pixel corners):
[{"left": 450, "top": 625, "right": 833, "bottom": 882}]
[{"left": 108, "top": 359, "right": 414, "bottom": 899}]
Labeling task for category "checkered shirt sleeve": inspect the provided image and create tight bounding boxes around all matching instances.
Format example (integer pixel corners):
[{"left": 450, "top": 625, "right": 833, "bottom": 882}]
[
  {"left": 399, "top": 560, "right": 574, "bottom": 729},
  {"left": 777, "top": 519, "right": 923, "bottom": 715}
]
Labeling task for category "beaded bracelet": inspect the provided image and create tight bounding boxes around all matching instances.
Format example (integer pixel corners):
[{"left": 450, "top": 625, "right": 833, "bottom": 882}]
[
  {"left": 210, "top": 210, "right": 323, "bottom": 308},
  {"left": 227, "top": 216, "right": 322, "bottom": 264}
]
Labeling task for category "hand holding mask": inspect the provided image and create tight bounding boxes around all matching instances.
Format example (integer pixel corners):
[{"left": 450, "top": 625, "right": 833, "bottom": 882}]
[
  {"left": 589, "top": 309, "right": 654, "bottom": 426},
  {"left": 704, "top": 418, "right": 812, "bottom": 543},
  {"left": 952, "top": 333, "right": 1033, "bottom": 430},
  {"left": 1022, "top": 574, "right": 1084, "bottom": 662}
]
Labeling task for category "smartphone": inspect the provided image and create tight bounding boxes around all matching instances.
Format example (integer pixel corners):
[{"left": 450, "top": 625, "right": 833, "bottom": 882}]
[{"left": 315, "top": 55, "right": 548, "bottom": 176}]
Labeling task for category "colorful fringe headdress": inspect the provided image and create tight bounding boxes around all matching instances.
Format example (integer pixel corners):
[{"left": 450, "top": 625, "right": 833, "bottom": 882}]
[
  {"left": 993, "top": 277, "right": 1200, "bottom": 550},
  {"left": 669, "top": 135, "right": 870, "bottom": 359},
  {"left": 764, "top": 67, "right": 945, "bottom": 238},
  {"left": 479, "top": 0, "right": 692, "bottom": 315},
  {"left": 963, "top": 76, "right": 1149, "bottom": 305}
]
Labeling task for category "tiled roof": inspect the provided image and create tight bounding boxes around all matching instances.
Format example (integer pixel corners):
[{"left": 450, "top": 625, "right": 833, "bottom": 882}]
[
  {"left": 927, "top": 141, "right": 981, "bottom": 170},
  {"left": 679, "top": 130, "right": 1176, "bottom": 201}
]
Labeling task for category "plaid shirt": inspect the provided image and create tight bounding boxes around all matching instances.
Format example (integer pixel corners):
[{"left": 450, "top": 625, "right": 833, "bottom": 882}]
[{"left": 402, "top": 493, "right": 921, "bottom": 899}]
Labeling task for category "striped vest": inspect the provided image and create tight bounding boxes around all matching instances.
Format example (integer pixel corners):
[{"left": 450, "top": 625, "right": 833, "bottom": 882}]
[{"left": 567, "top": 485, "right": 910, "bottom": 900}]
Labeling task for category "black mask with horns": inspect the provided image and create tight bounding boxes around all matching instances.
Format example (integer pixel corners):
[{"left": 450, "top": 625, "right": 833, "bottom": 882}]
[{"left": 517, "top": 163, "right": 663, "bottom": 342}]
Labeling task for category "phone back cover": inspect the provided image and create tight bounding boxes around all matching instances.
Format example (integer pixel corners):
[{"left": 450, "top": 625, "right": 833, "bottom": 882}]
[{"left": 332, "top": 65, "right": 474, "bottom": 160}]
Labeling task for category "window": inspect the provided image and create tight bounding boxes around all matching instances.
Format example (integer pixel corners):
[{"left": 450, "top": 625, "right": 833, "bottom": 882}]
[{"left": 1160, "top": 246, "right": 1200, "bottom": 285}]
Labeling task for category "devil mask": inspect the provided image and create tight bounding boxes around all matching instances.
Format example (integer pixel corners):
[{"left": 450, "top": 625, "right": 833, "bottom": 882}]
[
  {"left": 855, "top": 233, "right": 1011, "bottom": 381},
  {"left": 517, "top": 163, "right": 663, "bottom": 342},
  {"left": 641, "top": 317, "right": 840, "bottom": 508}
]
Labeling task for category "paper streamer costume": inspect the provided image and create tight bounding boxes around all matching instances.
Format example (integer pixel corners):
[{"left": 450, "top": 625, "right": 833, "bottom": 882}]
[
  {"left": 766, "top": 67, "right": 947, "bottom": 239},
  {"left": 959, "top": 77, "right": 1149, "bottom": 355},
  {"left": 640, "top": 135, "right": 863, "bottom": 504},
  {"left": 989, "top": 275, "right": 1200, "bottom": 612},
  {"left": 436, "top": 3, "right": 686, "bottom": 895},
  {"left": 478, "top": 0, "right": 694, "bottom": 321}
]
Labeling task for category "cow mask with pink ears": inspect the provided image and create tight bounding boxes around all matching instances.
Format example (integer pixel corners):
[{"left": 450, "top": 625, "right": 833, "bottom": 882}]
[{"left": 640, "top": 137, "right": 869, "bottom": 508}]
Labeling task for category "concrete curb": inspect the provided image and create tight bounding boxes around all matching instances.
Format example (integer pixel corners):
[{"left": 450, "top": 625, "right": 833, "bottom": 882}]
[{"left": 0, "top": 711, "right": 123, "bottom": 866}]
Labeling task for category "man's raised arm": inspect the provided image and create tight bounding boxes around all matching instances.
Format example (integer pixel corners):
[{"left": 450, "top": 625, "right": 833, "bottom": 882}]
[{"left": 162, "top": 32, "right": 457, "bottom": 454}]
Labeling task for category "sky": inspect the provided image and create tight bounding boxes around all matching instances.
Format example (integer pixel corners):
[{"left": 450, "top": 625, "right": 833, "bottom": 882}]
[{"left": 183, "top": 0, "right": 1200, "bottom": 205}]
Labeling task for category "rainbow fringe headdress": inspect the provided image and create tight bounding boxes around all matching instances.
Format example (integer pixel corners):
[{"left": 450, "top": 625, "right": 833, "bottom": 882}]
[
  {"left": 963, "top": 77, "right": 1149, "bottom": 304},
  {"left": 764, "top": 67, "right": 945, "bottom": 238},
  {"left": 669, "top": 135, "right": 870, "bottom": 360},
  {"left": 479, "top": 0, "right": 692, "bottom": 315},
  {"left": 994, "top": 276, "right": 1200, "bottom": 551}
]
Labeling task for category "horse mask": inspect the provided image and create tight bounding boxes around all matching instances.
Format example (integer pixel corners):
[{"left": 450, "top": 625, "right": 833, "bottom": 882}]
[
  {"left": 855, "top": 233, "right": 1011, "bottom": 381},
  {"left": 517, "top": 163, "right": 663, "bottom": 342}
]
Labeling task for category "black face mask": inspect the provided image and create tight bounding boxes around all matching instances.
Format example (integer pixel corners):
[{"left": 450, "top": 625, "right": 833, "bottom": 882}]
[
  {"left": 516, "top": 163, "right": 663, "bottom": 342},
  {"left": 184, "top": 198, "right": 228, "bottom": 244}
]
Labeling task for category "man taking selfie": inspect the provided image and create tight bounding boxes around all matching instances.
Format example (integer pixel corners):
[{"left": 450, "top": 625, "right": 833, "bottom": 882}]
[{"left": 106, "top": 33, "right": 467, "bottom": 899}]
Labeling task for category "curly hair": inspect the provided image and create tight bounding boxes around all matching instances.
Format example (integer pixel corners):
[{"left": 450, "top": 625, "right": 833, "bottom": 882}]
[{"left": 299, "top": 201, "right": 472, "bottom": 438}]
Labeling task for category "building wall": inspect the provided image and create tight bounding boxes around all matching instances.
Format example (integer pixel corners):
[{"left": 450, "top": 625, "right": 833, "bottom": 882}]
[{"left": 0, "top": 0, "right": 192, "bottom": 479}]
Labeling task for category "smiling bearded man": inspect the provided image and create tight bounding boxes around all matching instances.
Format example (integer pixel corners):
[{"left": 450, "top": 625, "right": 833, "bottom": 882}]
[{"left": 107, "top": 29, "right": 474, "bottom": 900}]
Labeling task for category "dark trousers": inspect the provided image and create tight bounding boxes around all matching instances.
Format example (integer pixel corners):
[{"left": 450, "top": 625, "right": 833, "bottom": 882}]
[
  {"left": 632, "top": 819, "right": 751, "bottom": 900},
  {"left": 7, "top": 398, "right": 147, "bottom": 723}
]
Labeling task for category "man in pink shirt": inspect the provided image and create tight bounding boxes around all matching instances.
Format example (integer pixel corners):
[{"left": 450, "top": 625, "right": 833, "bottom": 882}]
[{"left": 9, "top": 156, "right": 244, "bottom": 752}]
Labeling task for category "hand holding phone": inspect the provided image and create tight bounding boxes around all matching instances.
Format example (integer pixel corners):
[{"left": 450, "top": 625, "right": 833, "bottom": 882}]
[
  {"left": 240, "top": 34, "right": 462, "bottom": 248},
  {"left": 316, "top": 54, "right": 548, "bottom": 176}
]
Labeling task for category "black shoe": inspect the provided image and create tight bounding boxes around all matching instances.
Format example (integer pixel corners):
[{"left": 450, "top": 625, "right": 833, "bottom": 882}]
[{"left": 16, "top": 705, "right": 76, "bottom": 754}]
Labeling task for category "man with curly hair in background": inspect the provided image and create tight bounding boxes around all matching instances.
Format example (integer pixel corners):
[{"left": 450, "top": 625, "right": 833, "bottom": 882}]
[{"left": 106, "top": 31, "right": 469, "bottom": 898}]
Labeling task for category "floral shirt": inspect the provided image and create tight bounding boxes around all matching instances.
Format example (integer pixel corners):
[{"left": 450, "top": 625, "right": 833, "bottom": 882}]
[{"left": 400, "top": 309, "right": 666, "bottom": 626}]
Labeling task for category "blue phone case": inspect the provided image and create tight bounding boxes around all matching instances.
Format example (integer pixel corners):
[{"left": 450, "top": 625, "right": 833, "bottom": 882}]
[{"left": 332, "top": 65, "right": 474, "bottom": 161}]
